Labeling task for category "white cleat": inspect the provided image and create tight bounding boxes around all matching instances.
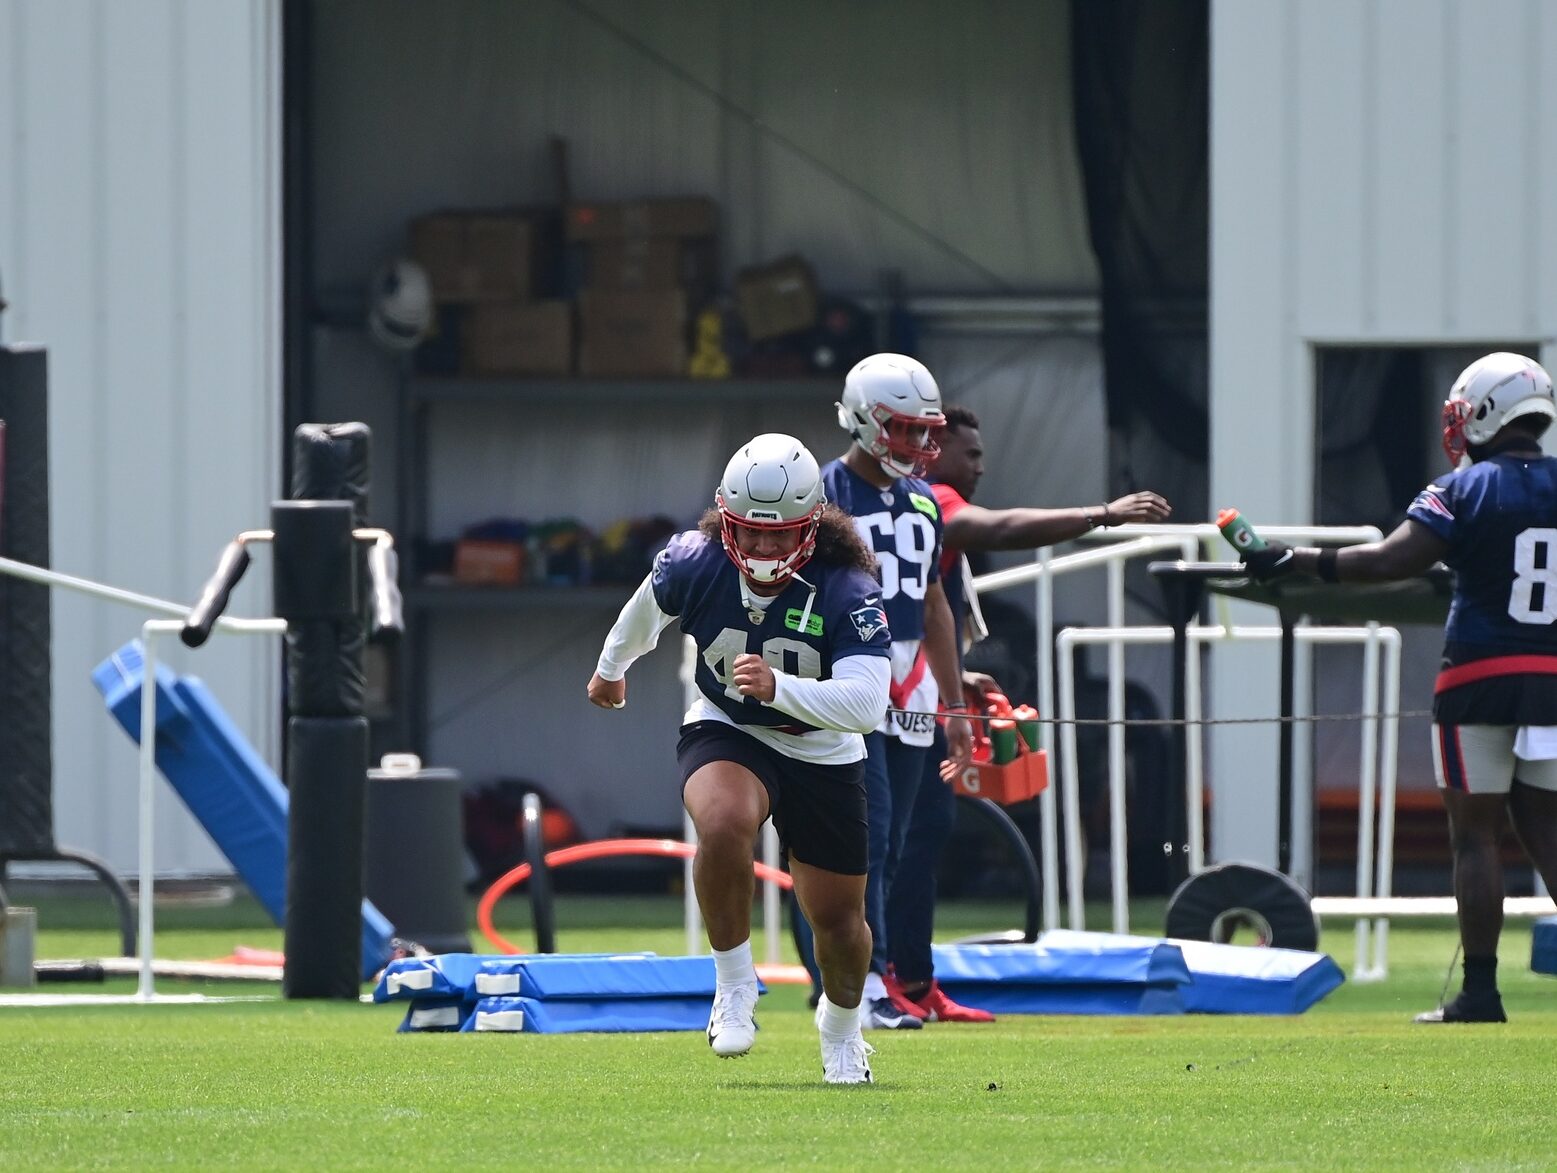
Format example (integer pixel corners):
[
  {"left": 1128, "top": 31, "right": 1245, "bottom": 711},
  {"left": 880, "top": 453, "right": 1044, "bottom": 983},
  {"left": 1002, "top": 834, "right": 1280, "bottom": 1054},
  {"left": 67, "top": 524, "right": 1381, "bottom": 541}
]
[
  {"left": 821, "top": 1031, "right": 876, "bottom": 1085},
  {"left": 707, "top": 982, "right": 759, "bottom": 1058}
]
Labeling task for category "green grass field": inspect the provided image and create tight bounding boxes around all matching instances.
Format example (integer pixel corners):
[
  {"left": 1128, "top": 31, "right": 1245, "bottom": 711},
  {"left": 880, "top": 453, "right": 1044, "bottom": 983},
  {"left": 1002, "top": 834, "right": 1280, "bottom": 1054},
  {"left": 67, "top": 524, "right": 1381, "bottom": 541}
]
[{"left": 4, "top": 890, "right": 1556, "bottom": 1169}]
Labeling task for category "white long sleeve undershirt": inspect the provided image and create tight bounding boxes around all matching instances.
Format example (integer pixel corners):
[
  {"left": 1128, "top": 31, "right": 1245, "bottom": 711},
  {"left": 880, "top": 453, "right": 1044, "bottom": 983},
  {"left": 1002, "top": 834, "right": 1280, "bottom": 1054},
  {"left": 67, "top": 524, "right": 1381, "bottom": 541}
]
[{"left": 594, "top": 571, "right": 890, "bottom": 765}]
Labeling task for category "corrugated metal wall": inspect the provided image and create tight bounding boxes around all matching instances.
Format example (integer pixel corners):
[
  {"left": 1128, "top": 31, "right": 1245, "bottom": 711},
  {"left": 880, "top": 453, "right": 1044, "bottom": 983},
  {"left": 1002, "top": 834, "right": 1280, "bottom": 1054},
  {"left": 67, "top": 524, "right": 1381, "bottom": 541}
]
[
  {"left": 0, "top": 0, "right": 282, "bottom": 874},
  {"left": 1209, "top": 0, "right": 1557, "bottom": 877}
]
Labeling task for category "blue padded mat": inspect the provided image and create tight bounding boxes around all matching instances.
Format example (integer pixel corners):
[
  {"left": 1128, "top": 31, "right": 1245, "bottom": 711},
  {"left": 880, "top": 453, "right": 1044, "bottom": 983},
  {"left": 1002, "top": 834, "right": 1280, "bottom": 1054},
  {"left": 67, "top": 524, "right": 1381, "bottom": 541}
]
[
  {"left": 932, "top": 931, "right": 1190, "bottom": 987},
  {"left": 1534, "top": 916, "right": 1557, "bottom": 976},
  {"left": 461, "top": 995, "right": 710, "bottom": 1034},
  {"left": 479, "top": 955, "right": 726, "bottom": 1000},
  {"left": 373, "top": 952, "right": 660, "bottom": 1003},
  {"left": 1168, "top": 938, "right": 1344, "bottom": 1014},
  {"left": 397, "top": 997, "right": 472, "bottom": 1033},
  {"left": 932, "top": 931, "right": 1340, "bottom": 1016},
  {"left": 93, "top": 640, "right": 395, "bottom": 979},
  {"left": 934, "top": 980, "right": 1186, "bottom": 1016}
]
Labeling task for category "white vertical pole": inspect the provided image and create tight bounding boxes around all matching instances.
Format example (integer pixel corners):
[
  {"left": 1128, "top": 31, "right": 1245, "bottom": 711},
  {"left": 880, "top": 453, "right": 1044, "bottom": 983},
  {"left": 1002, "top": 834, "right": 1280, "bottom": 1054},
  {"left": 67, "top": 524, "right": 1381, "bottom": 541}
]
[
  {"left": 1372, "top": 631, "right": 1402, "bottom": 979},
  {"left": 136, "top": 623, "right": 170, "bottom": 1002},
  {"left": 1106, "top": 561, "right": 1128, "bottom": 934},
  {"left": 1186, "top": 627, "right": 1206, "bottom": 874},
  {"left": 679, "top": 636, "right": 703, "bottom": 955},
  {"left": 761, "top": 822, "right": 781, "bottom": 964},
  {"left": 1353, "top": 623, "right": 1381, "bottom": 979},
  {"left": 1057, "top": 632, "right": 1085, "bottom": 930},
  {"left": 1035, "top": 547, "right": 1060, "bottom": 931}
]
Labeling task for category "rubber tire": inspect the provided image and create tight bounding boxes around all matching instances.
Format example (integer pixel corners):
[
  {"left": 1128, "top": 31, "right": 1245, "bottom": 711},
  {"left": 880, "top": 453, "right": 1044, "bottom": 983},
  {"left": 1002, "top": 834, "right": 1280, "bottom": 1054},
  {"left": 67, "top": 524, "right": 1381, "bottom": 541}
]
[{"left": 1164, "top": 861, "right": 1318, "bottom": 952}]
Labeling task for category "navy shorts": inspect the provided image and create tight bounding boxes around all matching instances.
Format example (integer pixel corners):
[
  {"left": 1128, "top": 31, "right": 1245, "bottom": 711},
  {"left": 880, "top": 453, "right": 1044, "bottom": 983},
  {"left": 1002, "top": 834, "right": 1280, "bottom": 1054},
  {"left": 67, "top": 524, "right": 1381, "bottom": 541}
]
[{"left": 676, "top": 721, "right": 868, "bottom": 876}]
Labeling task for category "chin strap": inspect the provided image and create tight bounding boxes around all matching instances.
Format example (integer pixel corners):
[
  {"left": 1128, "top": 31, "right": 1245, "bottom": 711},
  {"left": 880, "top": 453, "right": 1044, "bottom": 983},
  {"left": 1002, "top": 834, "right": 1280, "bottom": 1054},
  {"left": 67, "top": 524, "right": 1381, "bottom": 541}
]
[{"left": 792, "top": 573, "right": 817, "bottom": 635}]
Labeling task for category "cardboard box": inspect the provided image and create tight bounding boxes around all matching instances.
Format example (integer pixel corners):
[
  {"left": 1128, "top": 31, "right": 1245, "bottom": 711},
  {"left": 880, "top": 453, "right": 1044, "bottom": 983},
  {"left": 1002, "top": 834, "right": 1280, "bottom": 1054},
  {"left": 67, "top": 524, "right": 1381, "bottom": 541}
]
[
  {"left": 577, "top": 289, "right": 688, "bottom": 377},
  {"left": 410, "top": 212, "right": 537, "bottom": 303},
  {"left": 735, "top": 254, "right": 819, "bottom": 340},
  {"left": 583, "top": 237, "right": 718, "bottom": 300},
  {"left": 453, "top": 540, "right": 526, "bottom": 586},
  {"left": 949, "top": 749, "right": 1049, "bottom": 806},
  {"left": 462, "top": 301, "right": 573, "bottom": 376},
  {"left": 565, "top": 197, "right": 718, "bottom": 242}
]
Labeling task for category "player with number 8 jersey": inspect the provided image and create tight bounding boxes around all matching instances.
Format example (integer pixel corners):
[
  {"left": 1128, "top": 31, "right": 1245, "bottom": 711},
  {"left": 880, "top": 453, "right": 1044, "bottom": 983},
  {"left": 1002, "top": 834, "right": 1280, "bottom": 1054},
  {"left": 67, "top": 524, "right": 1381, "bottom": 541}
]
[{"left": 1233, "top": 352, "right": 1557, "bottom": 1025}]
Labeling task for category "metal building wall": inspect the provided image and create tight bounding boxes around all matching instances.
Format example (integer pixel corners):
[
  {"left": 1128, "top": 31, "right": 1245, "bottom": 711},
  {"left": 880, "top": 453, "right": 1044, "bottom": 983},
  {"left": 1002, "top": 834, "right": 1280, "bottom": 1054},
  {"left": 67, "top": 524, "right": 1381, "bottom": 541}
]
[
  {"left": 0, "top": 0, "right": 282, "bottom": 874},
  {"left": 1209, "top": 0, "right": 1557, "bottom": 878}
]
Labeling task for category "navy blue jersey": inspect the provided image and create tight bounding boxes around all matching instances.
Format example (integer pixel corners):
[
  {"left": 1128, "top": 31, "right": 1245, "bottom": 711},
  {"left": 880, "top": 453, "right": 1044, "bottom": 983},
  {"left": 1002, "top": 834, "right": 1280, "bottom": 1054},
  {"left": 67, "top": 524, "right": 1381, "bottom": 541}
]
[
  {"left": 821, "top": 460, "right": 943, "bottom": 642},
  {"left": 1407, "top": 453, "right": 1557, "bottom": 723},
  {"left": 650, "top": 531, "right": 891, "bottom": 730}
]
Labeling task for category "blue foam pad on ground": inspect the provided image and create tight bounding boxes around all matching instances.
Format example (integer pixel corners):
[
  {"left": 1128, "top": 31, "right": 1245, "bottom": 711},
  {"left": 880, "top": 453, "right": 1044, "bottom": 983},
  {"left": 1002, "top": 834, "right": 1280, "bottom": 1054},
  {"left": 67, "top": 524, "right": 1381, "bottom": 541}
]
[
  {"left": 1168, "top": 938, "right": 1345, "bottom": 1014},
  {"left": 479, "top": 955, "right": 727, "bottom": 999},
  {"left": 934, "top": 980, "right": 1185, "bottom": 1016},
  {"left": 932, "top": 931, "right": 1191, "bottom": 987},
  {"left": 374, "top": 954, "right": 489, "bottom": 1002},
  {"left": 934, "top": 930, "right": 1187, "bottom": 1015},
  {"left": 93, "top": 640, "right": 395, "bottom": 979},
  {"left": 461, "top": 995, "right": 711, "bottom": 1033},
  {"left": 397, "top": 996, "right": 472, "bottom": 1033},
  {"left": 1533, "top": 917, "right": 1557, "bottom": 976},
  {"left": 373, "top": 952, "right": 662, "bottom": 1002}
]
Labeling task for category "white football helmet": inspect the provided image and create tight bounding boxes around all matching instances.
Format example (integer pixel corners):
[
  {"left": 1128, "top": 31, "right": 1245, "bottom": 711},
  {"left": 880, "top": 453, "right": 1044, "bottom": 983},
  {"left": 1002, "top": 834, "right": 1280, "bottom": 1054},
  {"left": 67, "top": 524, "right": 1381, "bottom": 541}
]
[
  {"left": 367, "top": 258, "right": 434, "bottom": 351},
  {"left": 835, "top": 353, "right": 946, "bottom": 477},
  {"left": 1442, "top": 351, "right": 1556, "bottom": 467},
  {"left": 716, "top": 433, "right": 826, "bottom": 586}
]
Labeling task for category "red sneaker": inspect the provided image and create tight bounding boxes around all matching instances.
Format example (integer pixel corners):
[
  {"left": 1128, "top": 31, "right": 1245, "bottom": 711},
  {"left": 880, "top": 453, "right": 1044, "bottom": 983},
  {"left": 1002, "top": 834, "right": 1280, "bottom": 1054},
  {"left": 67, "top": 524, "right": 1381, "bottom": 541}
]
[
  {"left": 914, "top": 981, "right": 995, "bottom": 1024},
  {"left": 880, "top": 971, "right": 931, "bottom": 1021}
]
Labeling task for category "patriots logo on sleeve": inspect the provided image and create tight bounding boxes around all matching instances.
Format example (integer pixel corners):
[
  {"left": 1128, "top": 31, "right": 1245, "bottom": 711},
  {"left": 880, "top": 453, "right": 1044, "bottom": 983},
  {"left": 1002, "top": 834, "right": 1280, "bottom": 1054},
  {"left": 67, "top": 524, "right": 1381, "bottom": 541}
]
[
  {"left": 1412, "top": 485, "right": 1455, "bottom": 523},
  {"left": 850, "top": 604, "right": 889, "bottom": 642}
]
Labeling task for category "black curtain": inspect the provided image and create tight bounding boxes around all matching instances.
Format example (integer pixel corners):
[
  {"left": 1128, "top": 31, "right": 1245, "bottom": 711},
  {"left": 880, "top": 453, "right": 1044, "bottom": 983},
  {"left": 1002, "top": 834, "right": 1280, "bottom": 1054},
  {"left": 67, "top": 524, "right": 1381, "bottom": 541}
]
[{"left": 1071, "top": 0, "right": 1209, "bottom": 506}]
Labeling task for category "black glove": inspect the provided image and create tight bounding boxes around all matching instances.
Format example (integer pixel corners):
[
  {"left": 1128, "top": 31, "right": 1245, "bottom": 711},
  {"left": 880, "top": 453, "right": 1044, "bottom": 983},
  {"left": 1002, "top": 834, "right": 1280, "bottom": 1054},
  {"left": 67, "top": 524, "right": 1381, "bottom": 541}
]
[{"left": 1242, "top": 539, "right": 1296, "bottom": 582}]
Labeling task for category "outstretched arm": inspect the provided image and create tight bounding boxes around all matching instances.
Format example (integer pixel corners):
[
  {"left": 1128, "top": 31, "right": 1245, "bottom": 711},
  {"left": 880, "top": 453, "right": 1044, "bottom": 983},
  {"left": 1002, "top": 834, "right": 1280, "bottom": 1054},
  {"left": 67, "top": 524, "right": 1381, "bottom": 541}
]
[
  {"left": 1244, "top": 519, "right": 1448, "bottom": 583},
  {"left": 943, "top": 490, "right": 1172, "bottom": 552},
  {"left": 586, "top": 573, "right": 677, "bottom": 709}
]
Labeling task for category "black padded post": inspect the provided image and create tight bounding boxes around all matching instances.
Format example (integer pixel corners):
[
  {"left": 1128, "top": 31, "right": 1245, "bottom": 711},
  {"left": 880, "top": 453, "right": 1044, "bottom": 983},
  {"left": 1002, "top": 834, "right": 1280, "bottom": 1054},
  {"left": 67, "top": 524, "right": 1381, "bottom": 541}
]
[
  {"left": 0, "top": 347, "right": 54, "bottom": 857},
  {"left": 278, "top": 424, "right": 373, "bottom": 1000}
]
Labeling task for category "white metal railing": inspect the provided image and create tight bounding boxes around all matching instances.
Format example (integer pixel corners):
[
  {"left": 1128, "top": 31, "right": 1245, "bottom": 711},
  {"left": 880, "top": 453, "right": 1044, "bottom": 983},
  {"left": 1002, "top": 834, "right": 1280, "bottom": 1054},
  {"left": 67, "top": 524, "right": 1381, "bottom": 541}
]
[
  {"left": 136, "top": 617, "right": 284, "bottom": 999},
  {"left": 1055, "top": 622, "right": 1400, "bottom": 980},
  {"left": 0, "top": 554, "right": 282, "bottom": 1004},
  {"left": 968, "top": 523, "right": 1384, "bottom": 934}
]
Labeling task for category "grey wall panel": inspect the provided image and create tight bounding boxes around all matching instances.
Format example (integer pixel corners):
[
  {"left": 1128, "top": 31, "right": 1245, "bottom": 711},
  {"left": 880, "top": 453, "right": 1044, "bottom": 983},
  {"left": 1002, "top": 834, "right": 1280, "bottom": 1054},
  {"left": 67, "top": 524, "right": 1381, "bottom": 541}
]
[
  {"left": 1211, "top": 0, "right": 1557, "bottom": 878},
  {"left": 309, "top": 0, "right": 1095, "bottom": 298},
  {"left": 0, "top": 0, "right": 281, "bottom": 876}
]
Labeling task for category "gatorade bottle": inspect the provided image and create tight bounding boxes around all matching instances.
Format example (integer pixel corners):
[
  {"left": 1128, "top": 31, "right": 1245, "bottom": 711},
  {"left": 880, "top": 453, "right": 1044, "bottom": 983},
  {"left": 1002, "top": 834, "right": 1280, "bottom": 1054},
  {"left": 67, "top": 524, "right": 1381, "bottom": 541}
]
[
  {"left": 1011, "top": 704, "right": 1041, "bottom": 752},
  {"left": 989, "top": 719, "right": 1020, "bottom": 764},
  {"left": 1216, "top": 508, "right": 1267, "bottom": 554}
]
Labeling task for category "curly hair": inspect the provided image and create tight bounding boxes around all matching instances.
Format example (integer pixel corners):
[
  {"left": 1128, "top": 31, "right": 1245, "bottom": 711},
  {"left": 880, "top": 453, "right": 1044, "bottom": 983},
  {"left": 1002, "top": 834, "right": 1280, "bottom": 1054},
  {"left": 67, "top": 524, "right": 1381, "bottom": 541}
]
[{"left": 698, "top": 504, "right": 879, "bottom": 577}]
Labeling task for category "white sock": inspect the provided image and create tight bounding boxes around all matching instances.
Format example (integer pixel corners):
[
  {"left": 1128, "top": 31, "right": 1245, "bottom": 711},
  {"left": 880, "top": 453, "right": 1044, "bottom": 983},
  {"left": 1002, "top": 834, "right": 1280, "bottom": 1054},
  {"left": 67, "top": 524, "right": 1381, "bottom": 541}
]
[
  {"left": 817, "top": 994, "right": 860, "bottom": 1042},
  {"left": 862, "top": 971, "right": 887, "bottom": 1001},
  {"left": 712, "top": 940, "right": 756, "bottom": 987}
]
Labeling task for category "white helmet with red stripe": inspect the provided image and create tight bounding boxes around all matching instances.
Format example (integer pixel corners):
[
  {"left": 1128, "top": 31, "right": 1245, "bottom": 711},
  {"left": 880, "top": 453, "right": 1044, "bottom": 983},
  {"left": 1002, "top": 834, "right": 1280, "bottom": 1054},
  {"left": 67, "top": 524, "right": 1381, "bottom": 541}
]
[
  {"left": 1442, "top": 352, "right": 1556, "bottom": 467},
  {"left": 716, "top": 433, "right": 826, "bottom": 586},
  {"left": 836, "top": 353, "right": 946, "bottom": 477}
]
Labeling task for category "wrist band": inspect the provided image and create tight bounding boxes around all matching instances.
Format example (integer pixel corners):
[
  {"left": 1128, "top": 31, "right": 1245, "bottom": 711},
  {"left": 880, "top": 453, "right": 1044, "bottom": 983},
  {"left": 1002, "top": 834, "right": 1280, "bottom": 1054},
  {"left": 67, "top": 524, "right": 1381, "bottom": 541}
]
[
  {"left": 943, "top": 701, "right": 971, "bottom": 712},
  {"left": 1317, "top": 547, "right": 1340, "bottom": 583}
]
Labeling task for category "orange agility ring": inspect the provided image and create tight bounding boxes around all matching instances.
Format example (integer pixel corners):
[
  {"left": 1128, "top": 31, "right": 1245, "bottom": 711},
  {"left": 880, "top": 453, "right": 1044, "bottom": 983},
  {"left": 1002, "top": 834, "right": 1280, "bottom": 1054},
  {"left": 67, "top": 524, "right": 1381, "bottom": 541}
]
[{"left": 476, "top": 838, "right": 795, "bottom": 955}]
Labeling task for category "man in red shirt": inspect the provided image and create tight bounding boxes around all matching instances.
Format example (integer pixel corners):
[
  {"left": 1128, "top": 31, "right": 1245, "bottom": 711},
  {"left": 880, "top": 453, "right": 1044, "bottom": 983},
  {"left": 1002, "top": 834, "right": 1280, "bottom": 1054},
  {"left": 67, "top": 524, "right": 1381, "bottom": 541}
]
[{"left": 884, "top": 404, "right": 1171, "bottom": 1021}]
